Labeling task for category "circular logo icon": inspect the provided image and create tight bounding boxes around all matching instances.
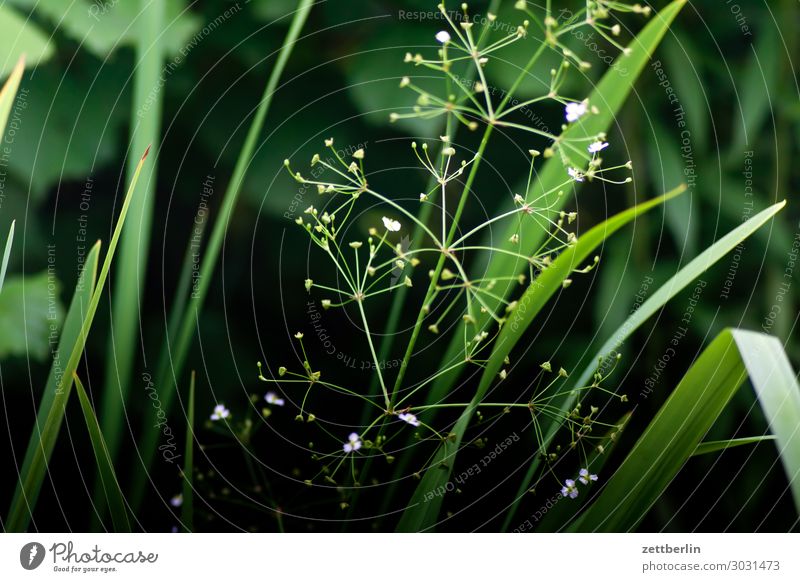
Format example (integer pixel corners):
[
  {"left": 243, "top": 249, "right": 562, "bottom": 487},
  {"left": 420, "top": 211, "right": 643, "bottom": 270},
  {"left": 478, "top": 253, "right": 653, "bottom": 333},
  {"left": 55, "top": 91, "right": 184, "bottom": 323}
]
[{"left": 20, "top": 542, "right": 46, "bottom": 570}]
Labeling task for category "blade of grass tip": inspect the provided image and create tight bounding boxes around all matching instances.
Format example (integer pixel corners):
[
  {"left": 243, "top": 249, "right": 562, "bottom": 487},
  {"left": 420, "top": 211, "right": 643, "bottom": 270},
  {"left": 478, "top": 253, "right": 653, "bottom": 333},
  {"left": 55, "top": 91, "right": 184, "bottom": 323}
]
[
  {"left": 73, "top": 373, "right": 130, "bottom": 532},
  {"left": 424, "top": 0, "right": 689, "bottom": 419},
  {"left": 0, "top": 220, "right": 14, "bottom": 294},
  {"left": 692, "top": 436, "right": 777, "bottom": 457},
  {"left": 100, "top": 0, "right": 165, "bottom": 471},
  {"left": 502, "top": 200, "right": 786, "bottom": 529},
  {"left": 7, "top": 241, "right": 101, "bottom": 530},
  {"left": 131, "top": 0, "right": 314, "bottom": 510},
  {"left": 573, "top": 328, "right": 800, "bottom": 531},
  {"left": 396, "top": 187, "right": 685, "bottom": 532},
  {"left": 0, "top": 56, "right": 25, "bottom": 136},
  {"left": 181, "top": 371, "right": 195, "bottom": 532},
  {"left": 6, "top": 147, "right": 149, "bottom": 532}
]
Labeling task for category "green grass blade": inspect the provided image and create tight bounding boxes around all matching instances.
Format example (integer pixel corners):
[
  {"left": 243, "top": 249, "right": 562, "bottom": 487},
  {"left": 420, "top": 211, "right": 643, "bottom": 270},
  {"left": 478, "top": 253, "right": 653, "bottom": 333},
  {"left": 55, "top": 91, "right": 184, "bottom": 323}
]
[
  {"left": 573, "top": 328, "right": 800, "bottom": 531},
  {"left": 732, "top": 330, "right": 800, "bottom": 511},
  {"left": 7, "top": 241, "right": 101, "bottom": 530},
  {"left": 73, "top": 373, "right": 130, "bottom": 532},
  {"left": 6, "top": 148, "right": 149, "bottom": 531},
  {"left": 693, "top": 436, "right": 776, "bottom": 457},
  {"left": 181, "top": 371, "right": 195, "bottom": 532},
  {"left": 131, "top": 0, "right": 314, "bottom": 509},
  {"left": 100, "top": 0, "right": 165, "bottom": 465},
  {"left": 501, "top": 200, "right": 786, "bottom": 529},
  {"left": 396, "top": 188, "right": 685, "bottom": 532},
  {"left": 426, "top": 0, "right": 689, "bottom": 413},
  {"left": 0, "top": 220, "right": 14, "bottom": 294}
]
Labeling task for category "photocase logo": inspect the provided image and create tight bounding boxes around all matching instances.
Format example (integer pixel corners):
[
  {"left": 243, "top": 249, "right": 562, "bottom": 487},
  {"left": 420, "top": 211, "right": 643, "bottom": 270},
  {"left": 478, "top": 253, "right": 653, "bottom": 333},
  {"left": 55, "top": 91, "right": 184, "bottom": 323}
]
[{"left": 19, "top": 542, "right": 46, "bottom": 570}]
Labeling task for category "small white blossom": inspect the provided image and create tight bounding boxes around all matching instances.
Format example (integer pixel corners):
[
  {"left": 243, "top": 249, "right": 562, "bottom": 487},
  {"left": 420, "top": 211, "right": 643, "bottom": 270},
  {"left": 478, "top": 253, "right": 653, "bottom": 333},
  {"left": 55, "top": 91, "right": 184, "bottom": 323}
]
[
  {"left": 588, "top": 141, "right": 609, "bottom": 154},
  {"left": 435, "top": 30, "right": 451, "bottom": 44},
  {"left": 567, "top": 167, "right": 585, "bottom": 182},
  {"left": 170, "top": 494, "right": 183, "bottom": 507},
  {"left": 210, "top": 404, "right": 230, "bottom": 421},
  {"left": 265, "top": 392, "right": 285, "bottom": 407},
  {"left": 561, "top": 479, "right": 579, "bottom": 499},
  {"left": 343, "top": 432, "right": 362, "bottom": 453},
  {"left": 564, "top": 101, "right": 587, "bottom": 122},
  {"left": 578, "top": 468, "right": 598, "bottom": 485},
  {"left": 398, "top": 412, "right": 420, "bottom": 427},
  {"left": 382, "top": 216, "right": 401, "bottom": 232}
]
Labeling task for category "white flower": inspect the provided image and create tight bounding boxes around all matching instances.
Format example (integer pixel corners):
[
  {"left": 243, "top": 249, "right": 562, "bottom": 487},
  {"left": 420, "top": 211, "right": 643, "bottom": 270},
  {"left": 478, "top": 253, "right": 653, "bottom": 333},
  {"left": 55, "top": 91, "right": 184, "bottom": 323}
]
[
  {"left": 170, "top": 494, "right": 183, "bottom": 507},
  {"left": 265, "top": 392, "right": 285, "bottom": 406},
  {"left": 343, "top": 432, "right": 362, "bottom": 453},
  {"left": 210, "top": 404, "right": 230, "bottom": 421},
  {"left": 382, "top": 216, "right": 401, "bottom": 232},
  {"left": 567, "top": 167, "right": 585, "bottom": 182},
  {"left": 564, "top": 101, "right": 587, "bottom": 122},
  {"left": 398, "top": 412, "right": 420, "bottom": 427},
  {"left": 436, "top": 30, "right": 451, "bottom": 44},
  {"left": 561, "top": 479, "right": 579, "bottom": 499},
  {"left": 588, "top": 141, "right": 609, "bottom": 154},
  {"left": 578, "top": 468, "right": 598, "bottom": 485}
]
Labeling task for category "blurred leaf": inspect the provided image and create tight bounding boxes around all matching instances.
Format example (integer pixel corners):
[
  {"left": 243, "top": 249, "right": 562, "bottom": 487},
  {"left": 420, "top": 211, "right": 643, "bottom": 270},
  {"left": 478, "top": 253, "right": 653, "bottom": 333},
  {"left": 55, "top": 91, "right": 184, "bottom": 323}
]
[
  {"left": 0, "top": 55, "right": 25, "bottom": 131},
  {"left": 729, "top": 30, "right": 779, "bottom": 154},
  {"left": 646, "top": 120, "right": 699, "bottom": 257},
  {"left": 662, "top": 34, "right": 708, "bottom": 150},
  {"left": 0, "top": 7, "right": 53, "bottom": 77},
  {"left": 574, "top": 328, "right": 800, "bottom": 531},
  {"left": 346, "top": 26, "right": 443, "bottom": 137},
  {"left": 6, "top": 62, "right": 128, "bottom": 200},
  {"left": 0, "top": 272, "right": 62, "bottom": 360},
  {"left": 9, "top": 0, "right": 200, "bottom": 58}
]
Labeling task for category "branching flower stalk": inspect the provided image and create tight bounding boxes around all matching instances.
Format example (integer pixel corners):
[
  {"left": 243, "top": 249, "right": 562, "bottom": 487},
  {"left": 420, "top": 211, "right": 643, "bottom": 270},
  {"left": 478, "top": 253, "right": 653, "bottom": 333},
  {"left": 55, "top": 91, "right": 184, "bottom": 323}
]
[{"left": 251, "top": 1, "right": 652, "bottom": 503}]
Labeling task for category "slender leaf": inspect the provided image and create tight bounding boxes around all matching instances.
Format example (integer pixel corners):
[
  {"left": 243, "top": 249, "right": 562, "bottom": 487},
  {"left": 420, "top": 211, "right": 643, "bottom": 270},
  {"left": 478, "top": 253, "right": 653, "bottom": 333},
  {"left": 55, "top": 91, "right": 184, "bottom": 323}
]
[
  {"left": 573, "top": 328, "right": 800, "bottom": 531},
  {"left": 396, "top": 187, "right": 686, "bottom": 532},
  {"left": 132, "top": 0, "right": 314, "bottom": 509},
  {"left": 693, "top": 436, "right": 776, "bottom": 457},
  {"left": 7, "top": 242, "right": 101, "bottom": 529},
  {"left": 73, "top": 373, "right": 130, "bottom": 532},
  {"left": 6, "top": 147, "right": 149, "bottom": 531},
  {"left": 502, "top": 200, "right": 786, "bottom": 528},
  {"left": 101, "top": 0, "right": 165, "bottom": 466}
]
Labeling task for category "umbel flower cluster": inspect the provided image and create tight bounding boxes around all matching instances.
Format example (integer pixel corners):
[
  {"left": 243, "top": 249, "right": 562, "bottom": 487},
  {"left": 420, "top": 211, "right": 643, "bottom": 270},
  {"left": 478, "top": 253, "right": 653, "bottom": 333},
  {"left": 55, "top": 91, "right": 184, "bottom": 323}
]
[{"left": 214, "top": 1, "right": 651, "bottom": 503}]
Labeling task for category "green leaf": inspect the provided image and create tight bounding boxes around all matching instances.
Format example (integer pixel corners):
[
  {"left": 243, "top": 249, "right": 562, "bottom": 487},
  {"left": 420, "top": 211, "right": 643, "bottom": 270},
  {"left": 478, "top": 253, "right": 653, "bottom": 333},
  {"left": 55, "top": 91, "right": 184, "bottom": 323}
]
[
  {"left": 73, "top": 373, "right": 130, "bottom": 532},
  {"left": 6, "top": 147, "right": 149, "bottom": 532},
  {"left": 8, "top": 0, "right": 200, "bottom": 58},
  {"left": 7, "top": 241, "right": 100, "bottom": 530},
  {"left": 425, "top": 0, "right": 689, "bottom": 412},
  {"left": 502, "top": 200, "right": 786, "bottom": 528},
  {"left": 0, "top": 220, "right": 14, "bottom": 294},
  {"left": 573, "top": 329, "right": 800, "bottom": 531},
  {"left": 182, "top": 371, "right": 196, "bottom": 532},
  {"left": 693, "top": 436, "right": 776, "bottom": 457},
  {"left": 0, "top": 272, "right": 63, "bottom": 360},
  {"left": 0, "top": 8, "right": 52, "bottom": 78},
  {"left": 396, "top": 186, "right": 685, "bottom": 532},
  {"left": 4, "top": 62, "right": 129, "bottom": 200}
]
